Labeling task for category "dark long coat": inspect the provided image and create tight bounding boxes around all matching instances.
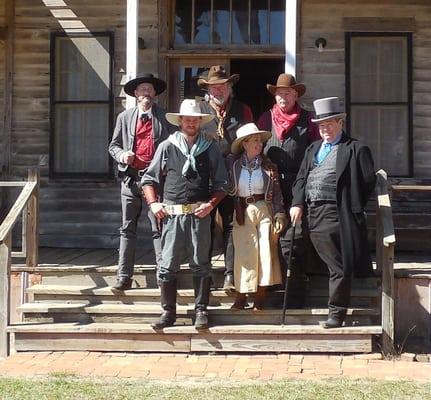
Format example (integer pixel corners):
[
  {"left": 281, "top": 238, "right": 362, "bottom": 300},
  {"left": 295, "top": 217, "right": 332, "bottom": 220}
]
[{"left": 292, "top": 133, "right": 376, "bottom": 277}]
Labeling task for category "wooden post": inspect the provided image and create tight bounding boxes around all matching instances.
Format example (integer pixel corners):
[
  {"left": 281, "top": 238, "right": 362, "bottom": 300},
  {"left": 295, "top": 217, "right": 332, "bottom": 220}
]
[
  {"left": 375, "top": 169, "right": 396, "bottom": 356},
  {"left": 0, "top": 233, "right": 11, "bottom": 358},
  {"left": 25, "top": 169, "right": 39, "bottom": 271},
  {"left": 126, "top": 0, "right": 138, "bottom": 110},
  {"left": 2, "top": 0, "right": 14, "bottom": 178},
  {"left": 284, "top": 0, "right": 298, "bottom": 76}
]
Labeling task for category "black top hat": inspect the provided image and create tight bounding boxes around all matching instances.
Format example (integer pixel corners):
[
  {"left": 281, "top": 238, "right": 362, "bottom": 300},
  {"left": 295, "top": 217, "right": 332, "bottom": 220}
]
[{"left": 124, "top": 74, "right": 167, "bottom": 96}]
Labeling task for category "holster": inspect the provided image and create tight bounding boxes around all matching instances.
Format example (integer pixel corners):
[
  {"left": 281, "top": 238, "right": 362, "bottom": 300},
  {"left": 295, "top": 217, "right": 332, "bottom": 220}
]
[{"left": 234, "top": 197, "right": 245, "bottom": 226}]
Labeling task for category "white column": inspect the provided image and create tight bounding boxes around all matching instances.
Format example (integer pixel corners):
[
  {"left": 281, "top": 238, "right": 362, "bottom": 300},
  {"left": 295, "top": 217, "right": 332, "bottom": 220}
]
[
  {"left": 284, "top": 0, "right": 298, "bottom": 76},
  {"left": 126, "top": 0, "right": 138, "bottom": 109}
]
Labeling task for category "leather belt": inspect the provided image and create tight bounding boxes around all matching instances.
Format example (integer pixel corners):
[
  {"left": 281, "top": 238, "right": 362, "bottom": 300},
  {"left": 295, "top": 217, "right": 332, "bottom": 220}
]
[
  {"left": 239, "top": 194, "right": 265, "bottom": 205},
  {"left": 307, "top": 200, "right": 336, "bottom": 207},
  {"left": 126, "top": 167, "right": 147, "bottom": 179},
  {"left": 164, "top": 203, "right": 202, "bottom": 215}
]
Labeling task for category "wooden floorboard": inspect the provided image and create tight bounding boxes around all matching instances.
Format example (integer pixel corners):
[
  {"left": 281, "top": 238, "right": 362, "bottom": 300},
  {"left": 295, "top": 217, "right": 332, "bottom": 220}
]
[
  {"left": 190, "top": 333, "right": 372, "bottom": 353},
  {"left": 8, "top": 323, "right": 379, "bottom": 353},
  {"left": 7, "top": 322, "right": 383, "bottom": 335}
]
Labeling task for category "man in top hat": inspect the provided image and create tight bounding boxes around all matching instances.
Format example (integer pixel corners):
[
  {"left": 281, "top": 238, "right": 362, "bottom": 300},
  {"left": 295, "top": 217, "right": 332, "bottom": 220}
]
[
  {"left": 290, "top": 97, "right": 376, "bottom": 328},
  {"left": 198, "top": 65, "right": 254, "bottom": 292},
  {"left": 109, "top": 74, "right": 174, "bottom": 292},
  {"left": 257, "top": 73, "right": 321, "bottom": 304},
  {"left": 142, "top": 99, "right": 228, "bottom": 330}
]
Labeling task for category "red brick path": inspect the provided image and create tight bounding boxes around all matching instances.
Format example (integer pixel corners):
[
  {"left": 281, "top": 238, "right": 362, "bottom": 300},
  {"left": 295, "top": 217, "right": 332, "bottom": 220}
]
[{"left": 0, "top": 352, "right": 430, "bottom": 381}]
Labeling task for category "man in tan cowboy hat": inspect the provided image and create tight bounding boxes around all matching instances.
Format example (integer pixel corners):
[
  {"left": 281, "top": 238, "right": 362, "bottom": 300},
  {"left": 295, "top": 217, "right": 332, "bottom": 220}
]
[
  {"left": 257, "top": 73, "right": 321, "bottom": 306},
  {"left": 198, "top": 65, "right": 254, "bottom": 292},
  {"left": 109, "top": 74, "right": 174, "bottom": 292},
  {"left": 290, "top": 97, "right": 376, "bottom": 328},
  {"left": 142, "top": 99, "right": 228, "bottom": 330}
]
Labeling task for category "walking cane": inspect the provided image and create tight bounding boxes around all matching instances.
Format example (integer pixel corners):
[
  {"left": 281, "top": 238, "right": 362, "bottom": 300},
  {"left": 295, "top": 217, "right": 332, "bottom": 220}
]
[{"left": 281, "top": 223, "right": 296, "bottom": 326}]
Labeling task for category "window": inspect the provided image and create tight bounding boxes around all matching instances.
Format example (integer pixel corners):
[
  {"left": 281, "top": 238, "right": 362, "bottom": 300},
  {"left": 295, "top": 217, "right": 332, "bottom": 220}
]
[
  {"left": 174, "top": 0, "right": 285, "bottom": 46},
  {"left": 51, "top": 32, "right": 113, "bottom": 178},
  {"left": 346, "top": 33, "right": 412, "bottom": 177}
]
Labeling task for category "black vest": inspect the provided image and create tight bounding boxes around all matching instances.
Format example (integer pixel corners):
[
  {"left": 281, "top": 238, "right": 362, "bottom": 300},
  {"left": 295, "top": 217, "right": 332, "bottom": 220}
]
[
  {"left": 200, "top": 99, "right": 249, "bottom": 157},
  {"left": 163, "top": 144, "right": 211, "bottom": 204},
  {"left": 264, "top": 109, "right": 312, "bottom": 206}
]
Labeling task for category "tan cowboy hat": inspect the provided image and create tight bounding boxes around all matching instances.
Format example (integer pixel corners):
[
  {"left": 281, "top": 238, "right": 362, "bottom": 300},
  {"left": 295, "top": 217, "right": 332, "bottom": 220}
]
[
  {"left": 124, "top": 74, "right": 167, "bottom": 96},
  {"left": 266, "top": 73, "right": 306, "bottom": 97},
  {"left": 311, "top": 97, "right": 346, "bottom": 123},
  {"left": 166, "top": 99, "right": 214, "bottom": 126},
  {"left": 231, "top": 123, "right": 272, "bottom": 154},
  {"left": 197, "top": 65, "right": 240, "bottom": 88}
]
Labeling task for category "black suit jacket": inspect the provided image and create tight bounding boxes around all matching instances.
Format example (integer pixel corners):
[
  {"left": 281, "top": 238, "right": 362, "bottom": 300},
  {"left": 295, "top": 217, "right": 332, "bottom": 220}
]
[{"left": 292, "top": 133, "right": 376, "bottom": 277}]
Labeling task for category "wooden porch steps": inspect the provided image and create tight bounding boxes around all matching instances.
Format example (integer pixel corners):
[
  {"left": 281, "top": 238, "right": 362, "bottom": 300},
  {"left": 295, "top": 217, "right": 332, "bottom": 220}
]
[
  {"left": 17, "top": 301, "right": 379, "bottom": 326},
  {"left": 7, "top": 323, "right": 382, "bottom": 353},
  {"left": 26, "top": 284, "right": 380, "bottom": 307},
  {"left": 8, "top": 249, "right": 383, "bottom": 354}
]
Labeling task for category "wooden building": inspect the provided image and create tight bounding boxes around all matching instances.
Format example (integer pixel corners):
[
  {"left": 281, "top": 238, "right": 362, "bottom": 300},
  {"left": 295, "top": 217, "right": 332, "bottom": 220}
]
[
  {"left": 0, "top": 0, "right": 430, "bottom": 248},
  {"left": 1, "top": 0, "right": 430, "bottom": 356}
]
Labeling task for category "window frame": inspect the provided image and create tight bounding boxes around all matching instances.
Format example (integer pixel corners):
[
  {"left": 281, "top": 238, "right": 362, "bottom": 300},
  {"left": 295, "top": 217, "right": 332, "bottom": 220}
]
[
  {"left": 49, "top": 31, "right": 114, "bottom": 180},
  {"left": 345, "top": 31, "right": 413, "bottom": 177},
  {"left": 171, "top": 0, "right": 285, "bottom": 49}
]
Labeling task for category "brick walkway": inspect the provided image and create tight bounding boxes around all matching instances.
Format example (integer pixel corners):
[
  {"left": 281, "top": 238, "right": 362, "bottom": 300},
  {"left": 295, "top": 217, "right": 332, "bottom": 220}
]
[{"left": 0, "top": 352, "right": 430, "bottom": 381}]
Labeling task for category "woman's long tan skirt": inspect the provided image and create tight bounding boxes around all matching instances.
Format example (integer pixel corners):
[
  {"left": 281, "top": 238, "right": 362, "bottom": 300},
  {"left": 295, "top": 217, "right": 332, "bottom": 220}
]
[{"left": 232, "top": 200, "right": 282, "bottom": 294}]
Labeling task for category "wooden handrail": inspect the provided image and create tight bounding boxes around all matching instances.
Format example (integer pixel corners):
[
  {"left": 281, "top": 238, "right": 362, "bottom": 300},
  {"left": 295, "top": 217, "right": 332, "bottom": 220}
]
[
  {"left": 0, "top": 181, "right": 37, "bottom": 243},
  {"left": 0, "top": 168, "right": 39, "bottom": 357},
  {"left": 375, "top": 169, "right": 396, "bottom": 356}
]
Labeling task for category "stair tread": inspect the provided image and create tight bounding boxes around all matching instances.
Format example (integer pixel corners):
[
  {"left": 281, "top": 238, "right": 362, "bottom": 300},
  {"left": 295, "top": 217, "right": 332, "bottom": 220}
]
[
  {"left": 18, "top": 302, "right": 380, "bottom": 315},
  {"left": 27, "top": 284, "right": 380, "bottom": 297},
  {"left": 7, "top": 322, "right": 383, "bottom": 335}
]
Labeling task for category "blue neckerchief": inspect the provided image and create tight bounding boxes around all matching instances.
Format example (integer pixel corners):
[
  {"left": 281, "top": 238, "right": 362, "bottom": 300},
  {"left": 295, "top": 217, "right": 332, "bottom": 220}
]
[
  {"left": 315, "top": 134, "right": 342, "bottom": 165},
  {"left": 168, "top": 131, "right": 212, "bottom": 176}
]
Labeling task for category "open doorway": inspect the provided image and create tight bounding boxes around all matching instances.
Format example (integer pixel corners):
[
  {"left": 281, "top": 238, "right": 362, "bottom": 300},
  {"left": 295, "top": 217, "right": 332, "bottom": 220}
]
[{"left": 231, "top": 58, "right": 285, "bottom": 120}]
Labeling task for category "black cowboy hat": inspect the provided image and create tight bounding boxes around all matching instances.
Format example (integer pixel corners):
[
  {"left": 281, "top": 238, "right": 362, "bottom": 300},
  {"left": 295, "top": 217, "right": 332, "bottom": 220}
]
[{"left": 124, "top": 74, "right": 167, "bottom": 96}]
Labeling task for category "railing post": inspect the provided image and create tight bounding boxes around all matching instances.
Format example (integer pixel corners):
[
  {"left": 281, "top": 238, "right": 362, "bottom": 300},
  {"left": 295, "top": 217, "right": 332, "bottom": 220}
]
[
  {"left": 0, "top": 233, "right": 12, "bottom": 358},
  {"left": 26, "top": 168, "right": 39, "bottom": 271},
  {"left": 375, "top": 169, "right": 396, "bottom": 356}
]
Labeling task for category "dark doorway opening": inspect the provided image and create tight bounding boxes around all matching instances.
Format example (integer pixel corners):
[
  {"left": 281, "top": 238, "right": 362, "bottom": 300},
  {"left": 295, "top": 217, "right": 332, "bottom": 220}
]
[{"left": 231, "top": 58, "right": 284, "bottom": 120}]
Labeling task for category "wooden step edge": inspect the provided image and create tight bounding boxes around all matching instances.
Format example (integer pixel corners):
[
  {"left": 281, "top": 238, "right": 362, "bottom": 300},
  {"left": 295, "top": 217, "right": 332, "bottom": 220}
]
[
  {"left": 7, "top": 322, "right": 383, "bottom": 335},
  {"left": 12, "top": 264, "right": 226, "bottom": 273},
  {"left": 26, "top": 285, "right": 381, "bottom": 297},
  {"left": 17, "top": 302, "right": 381, "bottom": 315}
]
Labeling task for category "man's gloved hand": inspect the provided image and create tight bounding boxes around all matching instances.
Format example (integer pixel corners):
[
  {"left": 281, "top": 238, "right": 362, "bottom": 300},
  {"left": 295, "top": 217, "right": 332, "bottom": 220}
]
[
  {"left": 273, "top": 212, "right": 288, "bottom": 234},
  {"left": 150, "top": 202, "right": 168, "bottom": 219}
]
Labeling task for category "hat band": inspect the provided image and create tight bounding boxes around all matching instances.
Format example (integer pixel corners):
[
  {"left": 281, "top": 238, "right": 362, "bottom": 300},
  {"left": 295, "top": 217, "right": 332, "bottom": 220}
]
[{"left": 315, "top": 111, "right": 343, "bottom": 119}]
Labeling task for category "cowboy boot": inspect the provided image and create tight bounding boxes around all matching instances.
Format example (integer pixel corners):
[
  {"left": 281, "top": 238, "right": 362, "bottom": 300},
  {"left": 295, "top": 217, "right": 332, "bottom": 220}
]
[
  {"left": 111, "top": 277, "right": 133, "bottom": 293},
  {"left": 193, "top": 276, "right": 211, "bottom": 329},
  {"left": 253, "top": 286, "right": 266, "bottom": 310},
  {"left": 151, "top": 280, "right": 177, "bottom": 329},
  {"left": 222, "top": 273, "right": 235, "bottom": 292},
  {"left": 231, "top": 292, "right": 247, "bottom": 310},
  {"left": 321, "top": 309, "right": 347, "bottom": 329}
]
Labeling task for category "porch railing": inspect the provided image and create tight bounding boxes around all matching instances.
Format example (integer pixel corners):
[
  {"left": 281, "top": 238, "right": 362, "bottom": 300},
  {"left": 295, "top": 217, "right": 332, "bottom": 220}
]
[
  {"left": 0, "top": 168, "right": 39, "bottom": 357},
  {"left": 375, "top": 169, "right": 396, "bottom": 356}
]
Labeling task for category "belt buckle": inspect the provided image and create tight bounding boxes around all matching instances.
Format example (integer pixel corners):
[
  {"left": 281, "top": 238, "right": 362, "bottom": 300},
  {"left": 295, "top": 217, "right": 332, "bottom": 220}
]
[
  {"left": 182, "top": 204, "right": 192, "bottom": 214},
  {"left": 244, "top": 196, "right": 254, "bottom": 205}
]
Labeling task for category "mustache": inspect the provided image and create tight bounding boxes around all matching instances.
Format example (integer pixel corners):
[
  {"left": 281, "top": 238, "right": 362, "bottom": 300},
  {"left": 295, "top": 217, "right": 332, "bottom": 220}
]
[{"left": 205, "top": 94, "right": 224, "bottom": 106}]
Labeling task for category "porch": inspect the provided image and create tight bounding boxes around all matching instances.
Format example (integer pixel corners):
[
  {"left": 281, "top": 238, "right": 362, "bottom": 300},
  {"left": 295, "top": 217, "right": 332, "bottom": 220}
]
[{"left": 2, "top": 169, "right": 430, "bottom": 357}]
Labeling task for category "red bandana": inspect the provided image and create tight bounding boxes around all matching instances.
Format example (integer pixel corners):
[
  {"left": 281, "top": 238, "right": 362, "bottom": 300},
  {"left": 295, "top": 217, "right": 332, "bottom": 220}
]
[{"left": 271, "top": 103, "right": 301, "bottom": 141}]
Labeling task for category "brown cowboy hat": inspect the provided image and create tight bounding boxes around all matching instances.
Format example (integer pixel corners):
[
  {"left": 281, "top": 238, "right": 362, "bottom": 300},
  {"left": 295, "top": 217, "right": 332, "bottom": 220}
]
[
  {"left": 266, "top": 73, "right": 306, "bottom": 97},
  {"left": 197, "top": 65, "right": 240, "bottom": 88},
  {"left": 124, "top": 74, "right": 167, "bottom": 96}
]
